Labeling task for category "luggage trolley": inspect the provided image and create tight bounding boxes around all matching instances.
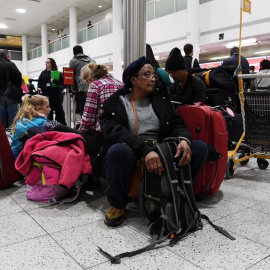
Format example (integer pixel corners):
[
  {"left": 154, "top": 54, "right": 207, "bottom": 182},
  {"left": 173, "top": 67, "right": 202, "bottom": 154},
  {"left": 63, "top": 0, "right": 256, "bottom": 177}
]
[{"left": 226, "top": 72, "right": 270, "bottom": 178}]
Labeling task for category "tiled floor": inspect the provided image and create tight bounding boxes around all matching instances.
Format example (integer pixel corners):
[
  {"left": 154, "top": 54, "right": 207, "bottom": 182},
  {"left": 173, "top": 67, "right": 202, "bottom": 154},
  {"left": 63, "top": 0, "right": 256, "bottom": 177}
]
[{"left": 0, "top": 157, "right": 270, "bottom": 270}]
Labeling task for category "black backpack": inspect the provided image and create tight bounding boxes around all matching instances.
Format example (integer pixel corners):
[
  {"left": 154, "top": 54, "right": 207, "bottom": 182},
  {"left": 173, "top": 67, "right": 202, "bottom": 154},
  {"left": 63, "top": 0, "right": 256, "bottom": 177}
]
[{"left": 98, "top": 141, "right": 235, "bottom": 264}]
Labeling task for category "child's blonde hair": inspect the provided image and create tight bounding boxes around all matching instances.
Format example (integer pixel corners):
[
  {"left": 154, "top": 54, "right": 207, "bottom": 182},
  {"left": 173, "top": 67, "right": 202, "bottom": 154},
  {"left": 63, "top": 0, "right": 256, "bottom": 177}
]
[{"left": 11, "top": 94, "right": 49, "bottom": 134}]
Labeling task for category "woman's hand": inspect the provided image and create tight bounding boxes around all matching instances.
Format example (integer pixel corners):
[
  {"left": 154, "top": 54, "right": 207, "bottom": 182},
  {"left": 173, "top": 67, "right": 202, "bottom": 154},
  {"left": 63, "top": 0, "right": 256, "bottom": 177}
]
[
  {"left": 174, "top": 140, "right": 192, "bottom": 166},
  {"left": 145, "top": 151, "right": 164, "bottom": 175},
  {"left": 50, "top": 78, "right": 54, "bottom": 83}
]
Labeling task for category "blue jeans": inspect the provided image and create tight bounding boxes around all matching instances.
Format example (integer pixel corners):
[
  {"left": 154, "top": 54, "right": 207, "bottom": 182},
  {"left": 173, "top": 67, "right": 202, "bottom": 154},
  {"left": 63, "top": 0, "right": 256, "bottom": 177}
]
[
  {"left": 104, "top": 140, "right": 208, "bottom": 209},
  {"left": 0, "top": 95, "right": 19, "bottom": 128}
]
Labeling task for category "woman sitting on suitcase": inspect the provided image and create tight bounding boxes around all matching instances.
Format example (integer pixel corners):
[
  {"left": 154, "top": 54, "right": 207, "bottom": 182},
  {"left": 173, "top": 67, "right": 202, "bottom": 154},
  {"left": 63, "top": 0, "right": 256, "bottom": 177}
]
[{"left": 100, "top": 56, "right": 208, "bottom": 227}]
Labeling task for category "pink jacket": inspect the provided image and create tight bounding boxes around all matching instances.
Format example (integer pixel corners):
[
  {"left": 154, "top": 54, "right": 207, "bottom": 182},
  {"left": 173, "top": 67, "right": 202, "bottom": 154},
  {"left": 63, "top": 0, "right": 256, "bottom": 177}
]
[{"left": 15, "top": 131, "right": 92, "bottom": 188}]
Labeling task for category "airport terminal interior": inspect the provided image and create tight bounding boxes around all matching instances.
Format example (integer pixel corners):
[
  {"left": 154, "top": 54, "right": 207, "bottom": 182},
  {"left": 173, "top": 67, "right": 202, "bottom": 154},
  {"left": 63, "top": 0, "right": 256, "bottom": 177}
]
[{"left": 1, "top": 0, "right": 270, "bottom": 269}]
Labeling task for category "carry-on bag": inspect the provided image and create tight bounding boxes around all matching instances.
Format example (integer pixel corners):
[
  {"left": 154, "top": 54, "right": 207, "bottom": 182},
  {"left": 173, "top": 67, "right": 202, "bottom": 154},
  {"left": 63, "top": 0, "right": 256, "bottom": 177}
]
[
  {"left": 176, "top": 103, "right": 228, "bottom": 195},
  {"left": 0, "top": 119, "right": 21, "bottom": 189},
  {"left": 98, "top": 141, "right": 235, "bottom": 264},
  {"left": 206, "top": 87, "right": 238, "bottom": 112}
]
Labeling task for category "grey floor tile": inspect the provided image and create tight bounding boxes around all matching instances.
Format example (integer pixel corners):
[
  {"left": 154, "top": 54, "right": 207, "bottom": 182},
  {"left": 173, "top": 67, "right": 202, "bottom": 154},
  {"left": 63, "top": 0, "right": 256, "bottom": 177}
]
[
  {"left": 0, "top": 235, "right": 83, "bottom": 270},
  {"left": 87, "top": 248, "right": 202, "bottom": 270},
  {"left": 217, "top": 208, "right": 270, "bottom": 247},
  {"left": 4, "top": 181, "right": 28, "bottom": 195},
  {"left": 0, "top": 190, "right": 6, "bottom": 196},
  {"left": 89, "top": 194, "right": 109, "bottom": 212},
  {"left": 10, "top": 191, "right": 48, "bottom": 211},
  {"left": 225, "top": 168, "right": 270, "bottom": 194},
  {"left": 218, "top": 181, "right": 270, "bottom": 207},
  {"left": 251, "top": 200, "right": 270, "bottom": 216},
  {"left": 170, "top": 225, "right": 270, "bottom": 270},
  {"left": 248, "top": 255, "right": 270, "bottom": 270},
  {"left": 198, "top": 195, "right": 246, "bottom": 221},
  {"left": 0, "top": 195, "right": 23, "bottom": 216},
  {"left": 51, "top": 221, "right": 160, "bottom": 269},
  {"left": 0, "top": 212, "right": 46, "bottom": 247},
  {"left": 28, "top": 201, "right": 104, "bottom": 233}
]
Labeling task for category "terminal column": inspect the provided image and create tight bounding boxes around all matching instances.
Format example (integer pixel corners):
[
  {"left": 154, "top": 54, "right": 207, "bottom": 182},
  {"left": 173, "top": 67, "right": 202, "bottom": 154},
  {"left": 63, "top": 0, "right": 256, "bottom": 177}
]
[
  {"left": 112, "top": 0, "right": 123, "bottom": 81},
  {"left": 22, "top": 35, "right": 28, "bottom": 77},
  {"left": 41, "top": 23, "right": 48, "bottom": 61},
  {"left": 123, "top": 0, "right": 146, "bottom": 68},
  {"left": 186, "top": 0, "right": 200, "bottom": 61},
  {"left": 69, "top": 6, "right": 78, "bottom": 48}
]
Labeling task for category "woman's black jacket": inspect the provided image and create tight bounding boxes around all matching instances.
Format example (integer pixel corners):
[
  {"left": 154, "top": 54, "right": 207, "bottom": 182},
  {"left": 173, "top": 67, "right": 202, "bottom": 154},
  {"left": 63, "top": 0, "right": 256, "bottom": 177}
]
[
  {"left": 37, "top": 69, "right": 63, "bottom": 96},
  {"left": 100, "top": 87, "right": 192, "bottom": 159}
]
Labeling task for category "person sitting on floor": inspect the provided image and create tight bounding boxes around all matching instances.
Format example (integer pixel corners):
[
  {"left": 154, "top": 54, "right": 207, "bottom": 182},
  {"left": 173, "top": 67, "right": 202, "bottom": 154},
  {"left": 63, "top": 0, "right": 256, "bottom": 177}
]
[
  {"left": 100, "top": 56, "right": 208, "bottom": 227},
  {"left": 165, "top": 47, "right": 206, "bottom": 105},
  {"left": 10, "top": 94, "right": 51, "bottom": 158}
]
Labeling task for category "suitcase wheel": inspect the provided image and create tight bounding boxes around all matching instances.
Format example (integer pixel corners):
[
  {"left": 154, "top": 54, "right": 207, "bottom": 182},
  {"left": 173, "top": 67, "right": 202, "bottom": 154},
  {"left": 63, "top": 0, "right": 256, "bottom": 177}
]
[{"left": 226, "top": 157, "right": 235, "bottom": 179}]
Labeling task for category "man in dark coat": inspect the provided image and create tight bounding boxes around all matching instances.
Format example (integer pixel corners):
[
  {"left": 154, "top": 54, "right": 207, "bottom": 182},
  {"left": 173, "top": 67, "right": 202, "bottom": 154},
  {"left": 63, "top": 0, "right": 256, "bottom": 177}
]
[
  {"left": 222, "top": 46, "right": 249, "bottom": 73},
  {"left": 165, "top": 47, "right": 206, "bottom": 105},
  {"left": 0, "top": 50, "right": 22, "bottom": 128}
]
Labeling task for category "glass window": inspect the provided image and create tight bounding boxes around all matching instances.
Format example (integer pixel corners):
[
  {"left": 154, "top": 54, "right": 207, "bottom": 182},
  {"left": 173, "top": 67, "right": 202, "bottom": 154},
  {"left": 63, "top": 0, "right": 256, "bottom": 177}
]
[
  {"left": 28, "top": 51, "right": 32, "bottom": 60},
  {"left": 109, "top": 19, "right": 112, "bottom": 33},
  {"left": 55, "top": 40, "right": 61, "bottom": 52},
  {"left": 176, "top": 0, "right": 187, "bottom": 11},
  {"left": 87, "top": 25, "right": 97, "bottom": 40},
  {"left": 146, "top": 1, "right": 155, "bottom": 21},
  {"left": 37, "top": 47, "right": 42, "bottom": 57},
  {"left": 98, "top": 21, "right": 109, "bottom": 37},
  {"left": 155, "top": 0, "right": 174, "bottom": 18},
  {"left": 62, "top": 36, "right": 69, "bottom": 49},
  {"left": 48, "top": 43, "right": 53, "bottom": 53},
  {"left": 78, "top": 30, "right": 86, "bottom": 43},
  {"left": 11, "top": 51, "right": 22, "bottom": 61},
  {"left": 199, "top": 0, "right": 213, "bottom": 4}
]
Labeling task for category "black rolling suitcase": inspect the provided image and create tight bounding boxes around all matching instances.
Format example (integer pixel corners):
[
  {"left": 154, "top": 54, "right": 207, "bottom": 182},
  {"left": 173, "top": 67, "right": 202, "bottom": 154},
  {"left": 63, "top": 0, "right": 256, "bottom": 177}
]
[{"left": 206, "top": 87, "right": 238, "bottom": 112}]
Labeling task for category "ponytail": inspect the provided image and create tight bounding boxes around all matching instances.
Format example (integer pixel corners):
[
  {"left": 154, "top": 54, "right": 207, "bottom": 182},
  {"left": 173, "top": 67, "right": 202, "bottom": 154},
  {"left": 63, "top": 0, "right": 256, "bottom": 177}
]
[{"left": 11, "top": 94, "right": 49, "bottom": 134}]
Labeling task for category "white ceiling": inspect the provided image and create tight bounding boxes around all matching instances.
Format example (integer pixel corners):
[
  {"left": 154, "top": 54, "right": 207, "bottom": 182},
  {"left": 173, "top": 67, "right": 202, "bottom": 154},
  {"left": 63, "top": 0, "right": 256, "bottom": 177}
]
[
  {"left": 0, "top": 0, "right": 112, "bottom": 37},
  {"left": 0, "top": 0, "right": 269, "bottom": 62}
]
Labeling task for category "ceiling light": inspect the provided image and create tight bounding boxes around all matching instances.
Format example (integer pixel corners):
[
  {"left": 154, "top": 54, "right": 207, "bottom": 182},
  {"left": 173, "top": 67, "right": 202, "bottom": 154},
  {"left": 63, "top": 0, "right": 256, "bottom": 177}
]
[
  {"left": 155, "top": 55, "right": 160, "bottom": 60},
  {"left": 225, "top": 38, "right": 256, "bottom": 48},
  {"left": 0, "top": 23, "right": 7, "bottom": 29},
  {"left": 211, "top": 56, "right": 228, "bottom": 60},
  {"left": 16, "top": 9, "right": 26, "bottom": 13},
  {"left": 98, "top": 5, "right": 102, "bottom": 8},
  {"left": 254, "top": 50, "right": 270, "bottom": 54},
  {"left": 52, "top": 28, "right": 55, "bottom": 31}
]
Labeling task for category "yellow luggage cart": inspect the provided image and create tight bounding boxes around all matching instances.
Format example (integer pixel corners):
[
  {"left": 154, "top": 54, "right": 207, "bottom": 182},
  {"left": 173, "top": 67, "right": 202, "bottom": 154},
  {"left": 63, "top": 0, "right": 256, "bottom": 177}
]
[{"left": 226, "top": 72, "right": 270, "bottom": 178}]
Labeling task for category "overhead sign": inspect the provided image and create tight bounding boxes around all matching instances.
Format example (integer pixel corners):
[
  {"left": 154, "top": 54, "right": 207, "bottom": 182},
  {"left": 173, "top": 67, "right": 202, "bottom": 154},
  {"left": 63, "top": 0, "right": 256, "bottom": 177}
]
[
  {"left": 63, "top": 67, "right": 74, "bottom": 86},
  {"left": 241, "top": 0, "right": 251, "bottom": 14}
]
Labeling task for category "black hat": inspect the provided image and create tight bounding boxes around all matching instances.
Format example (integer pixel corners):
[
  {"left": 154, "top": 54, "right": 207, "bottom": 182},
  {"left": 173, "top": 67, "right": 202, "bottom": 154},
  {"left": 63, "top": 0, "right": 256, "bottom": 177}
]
[
  {"left": 122, "top": 56, "right": 150, "bottom": 88},
  {"left": 165, "top": 47, "right": 186, "bottom": 71}
]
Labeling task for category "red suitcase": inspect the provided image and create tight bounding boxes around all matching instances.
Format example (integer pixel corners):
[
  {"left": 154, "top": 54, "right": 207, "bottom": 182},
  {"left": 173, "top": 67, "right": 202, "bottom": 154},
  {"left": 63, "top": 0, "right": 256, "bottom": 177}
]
[
  {"left": 176, "top": 103, "right": 228, "bottom": 195},
  {"left": 0, "top": 120, "right": 21, "bottom": 189}
]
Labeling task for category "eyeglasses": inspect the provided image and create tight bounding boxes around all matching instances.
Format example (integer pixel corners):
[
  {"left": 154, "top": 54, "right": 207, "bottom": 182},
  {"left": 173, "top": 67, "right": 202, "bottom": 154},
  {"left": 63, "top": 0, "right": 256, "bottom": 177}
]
[{"left": 136, "top": 72, "right": 156, "bottom": 79}]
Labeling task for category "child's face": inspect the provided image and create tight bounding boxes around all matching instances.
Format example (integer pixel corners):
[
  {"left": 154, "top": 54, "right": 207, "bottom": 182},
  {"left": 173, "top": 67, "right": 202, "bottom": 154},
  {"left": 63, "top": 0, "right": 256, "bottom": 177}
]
[{"left": 37, "top": 100, "right": 51, "bottom": 117}]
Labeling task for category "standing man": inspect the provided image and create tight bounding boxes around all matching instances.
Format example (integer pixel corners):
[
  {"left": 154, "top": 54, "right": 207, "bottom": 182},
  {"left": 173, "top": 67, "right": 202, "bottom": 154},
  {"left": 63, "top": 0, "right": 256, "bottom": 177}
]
[
  {"left": 0, "top": 50, "right": 22, "bottom": 129},
  {"left": 222, "top": 46, "right": 249, "bottom": 73},
  {"left": 165, "top": 47, "right": 206, "bottom": 105},
  {"left": 183, "top": 43, "right": 200, "bottom": 71},
  {"left": 69, "top": 45, "right": 95, "bottom": 116}
]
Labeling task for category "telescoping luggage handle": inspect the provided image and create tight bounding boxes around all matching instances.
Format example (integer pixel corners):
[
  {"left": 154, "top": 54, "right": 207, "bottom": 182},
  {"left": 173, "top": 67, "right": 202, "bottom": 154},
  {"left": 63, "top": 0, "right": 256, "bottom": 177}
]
[{"left": 98, "top": 142, "right": 235, "bottom": 264}]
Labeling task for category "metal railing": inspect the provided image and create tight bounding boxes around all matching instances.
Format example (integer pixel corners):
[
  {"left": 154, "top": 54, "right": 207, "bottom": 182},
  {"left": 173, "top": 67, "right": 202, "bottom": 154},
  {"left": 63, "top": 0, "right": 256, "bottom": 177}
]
[
  {"left": 28, "top": 46, "right": 42, "bottom": 60},
  {"left": 48, "top": 35, "right": 70, "bottom": 53},
  {"left": 78, "top": 18, "right": 112, "bottom": 44}
]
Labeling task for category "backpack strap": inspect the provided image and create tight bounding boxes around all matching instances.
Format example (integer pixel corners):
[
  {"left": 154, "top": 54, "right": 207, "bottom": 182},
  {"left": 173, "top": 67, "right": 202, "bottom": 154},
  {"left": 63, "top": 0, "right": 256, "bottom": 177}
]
[{"left": 48, "top": 177, "right": 82, "bottom": 205}]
